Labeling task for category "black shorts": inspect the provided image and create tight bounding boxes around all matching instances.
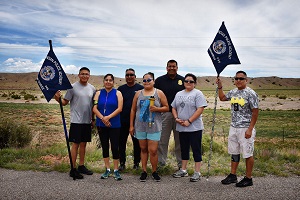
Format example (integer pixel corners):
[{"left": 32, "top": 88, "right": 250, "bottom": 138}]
[{"left": 69, "top": 123, "right": 92, "bottom": 143}]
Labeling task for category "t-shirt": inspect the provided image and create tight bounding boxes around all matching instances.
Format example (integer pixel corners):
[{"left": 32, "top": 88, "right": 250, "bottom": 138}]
[
  {"left": 171, "top": 89, "right": 207, "bottom": 132},
  {"left": 96, "top": 88, "right": 121, "bottom": 128},
  {"left": 154, "top": 74, "right": 185, "bottom": 112},
  {"left": 118, "top": 83, "right": 143, "bottom": 125},
  {"left": 64, "top": 81, "right": 96, "bottom": 124},
  {"left": 225, "top": 87, "right": 259, "bottom": 128}
]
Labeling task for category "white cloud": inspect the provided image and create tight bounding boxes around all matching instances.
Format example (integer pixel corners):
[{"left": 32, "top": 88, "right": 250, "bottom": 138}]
[{"left": 0, "top": 0, "right": 299, "bottom": 78}]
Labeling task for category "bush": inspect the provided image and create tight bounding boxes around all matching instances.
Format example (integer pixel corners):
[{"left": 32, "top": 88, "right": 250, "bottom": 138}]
[
  {"left": 24, "top": 94, "right": 36, "bottom": 100},
  {"left": 11, "top": 94, "right": 21, "bottom": 99},
  {"left": 0, "top": 118, "right": 32, "bottom": 149},
  {"left": 278, "top": 95, "right": 287, "bottom": 99}
]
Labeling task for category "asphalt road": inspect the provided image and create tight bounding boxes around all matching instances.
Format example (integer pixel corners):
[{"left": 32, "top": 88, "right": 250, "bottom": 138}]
[{"left": 0, "top": 168, "right": 299, "bottom": 200}]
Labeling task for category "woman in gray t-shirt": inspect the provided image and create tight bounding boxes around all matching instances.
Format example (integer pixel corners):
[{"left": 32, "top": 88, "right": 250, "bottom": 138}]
[{"left": 171, "top": 73, "right": 207, "bottom": 182}]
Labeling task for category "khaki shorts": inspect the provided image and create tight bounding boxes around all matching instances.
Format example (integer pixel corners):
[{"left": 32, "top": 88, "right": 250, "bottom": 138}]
[{"left": 228, "top": 126, "right": 256, "bottom": 158}]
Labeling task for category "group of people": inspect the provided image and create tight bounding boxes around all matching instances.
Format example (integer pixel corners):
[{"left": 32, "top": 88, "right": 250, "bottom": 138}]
[{"left": 54, "top": 60, "right": 259, "bottom": 188}]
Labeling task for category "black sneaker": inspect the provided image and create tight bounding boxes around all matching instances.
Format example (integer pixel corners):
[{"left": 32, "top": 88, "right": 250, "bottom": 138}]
[
  {"left": 133, "top": 163, "right": 139, "bottom": 170},
  {"left": 140, "top": 171, "right": 147, "bottom": 182},
  {"left": 221, "top": 173, "right": 237, "bottom": 185},
  {"left": 236, "top": 176, "right": 253, "bottom": 187},
  {"left": 78, "top": 165, "right": 93, "bottom": 175},
  {"left": 69, "top": 168, "right": 83, "bottom": 179},
  {"left": 152, "top": 171, "right": 161, "bottom": 182},
  {"left": 118, "top": 164, "right": 126, "bottom": 172}
]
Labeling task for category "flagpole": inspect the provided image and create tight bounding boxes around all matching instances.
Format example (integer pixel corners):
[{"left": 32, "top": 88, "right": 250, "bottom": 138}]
[
  {"left": 206, "top": 75, "right": 219, "bottom": 181},
  {"left": 58, "top": 96, "right": 75, "bottom": 180},
  {"left": 48, "top": 40, "right": 75, "bottom": 180}
]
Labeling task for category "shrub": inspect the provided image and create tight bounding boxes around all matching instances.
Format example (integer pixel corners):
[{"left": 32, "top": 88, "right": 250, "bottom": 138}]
[
  {"left": 24, "top": 94, "right": 36, "bottom": 100},
  {"left": 11, "top": 94, "right": 21, "bottom": 99},
  {"left": 0, "top": 118, "right": 32, "bottom": 149},
  {"left": 278, "top": 95, "right": 287, "bottom": 99}
]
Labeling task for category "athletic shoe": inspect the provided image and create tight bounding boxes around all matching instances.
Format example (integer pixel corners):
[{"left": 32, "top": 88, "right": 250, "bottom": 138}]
[
  {"left": 221, "top": 173, "right": 237, "bottom": 185},
  {"left": 118, "top": 164, "right": 126, "bottom": 172},
  {"left": 140, "top": 171, "right": 147, "bottom": 182},
  {"left": 114, "top": 170, "right": 122, "bottom": 181},
  {"left": 101, "top": 169, "right": 111, "bottom": 179},
  {"left": 69, "top": 168, "right": 83, "bottom": 179},
  {"left": 173, "top": 169, "right": 188, "bottom": 178},
  {"left": 152, "top": 171, "right": 161, "bottom": 182},
  {"left": 78, "top": 165, "right": 93, "bottom": 175},
  {"left": 133, "top": 163, "right": 139, "bottom": 170},
  {"left": 236, "top": 176, "right": 253, "bottom": 187},
  {"left": 190, "top": 172, "right": 201, "bottom": 182}
]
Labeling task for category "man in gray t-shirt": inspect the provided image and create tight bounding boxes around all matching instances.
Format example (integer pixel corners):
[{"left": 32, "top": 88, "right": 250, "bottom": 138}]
[
  {"left": 54, "top": 67, "right": 96, "bottom": 179},
  {"left": 217, "top": 70, "right": 259, "bottom": 188}
]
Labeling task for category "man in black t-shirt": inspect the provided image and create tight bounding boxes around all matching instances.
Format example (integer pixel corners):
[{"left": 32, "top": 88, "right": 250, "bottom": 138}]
[
  {"left": 118, "top": 68, "right": 144, "bottom": 171},
  {"left": 155, "top": 60, "right": 185, "bottom": 169}
]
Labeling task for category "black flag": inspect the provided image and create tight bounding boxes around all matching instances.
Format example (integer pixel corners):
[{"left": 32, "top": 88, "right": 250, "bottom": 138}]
[
  {"left": 37, "top": 42, "right": 72, "bottom": 102},
  {"left": 208, "top": 21, "right": 241, "bottom": 75}
]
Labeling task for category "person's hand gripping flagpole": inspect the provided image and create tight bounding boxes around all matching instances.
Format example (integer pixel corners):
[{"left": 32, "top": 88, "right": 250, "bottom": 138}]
[
  {"left": 36, "top": 40, "right": 75, "bottom": 180},
  {"left": 207, "top": 22, "right": 241, "bottom": 180}
]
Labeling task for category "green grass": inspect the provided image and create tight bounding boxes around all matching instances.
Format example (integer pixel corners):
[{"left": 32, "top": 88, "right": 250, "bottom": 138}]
[{"left": 0, "top": 102, "right": 299, "bottom": 177}]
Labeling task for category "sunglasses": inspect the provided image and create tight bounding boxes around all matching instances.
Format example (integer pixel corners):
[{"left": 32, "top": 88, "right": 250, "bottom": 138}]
[
  {"left": 126, "top": 74, "right": 135, "bottom": 77},
  {"left": 143, "top": 78, "right": 153, "bottom": 83},
  {"left": 184, "top": 80, "right": 195, "bottom": 84},
  {"left": 234, "top": 77, "right": 246, "bottom": 81}
]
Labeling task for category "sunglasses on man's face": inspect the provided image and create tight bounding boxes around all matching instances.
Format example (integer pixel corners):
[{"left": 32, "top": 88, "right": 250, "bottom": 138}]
[
  {"left": 126, "top": 74, "right": 135, "bottom": 77},
  {"left": 184, "top": 80, "right": 195, "bottom": 84},
  {"left": 234, "top": 77, "right": 246, "bottom": 81},
  {"left": 143, "top": 78, "right": 153, "bottom": 83}
]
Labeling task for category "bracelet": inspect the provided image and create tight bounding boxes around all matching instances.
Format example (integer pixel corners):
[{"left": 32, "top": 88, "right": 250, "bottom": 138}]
[
  {"left": 187, "top": 119, "right": 192, "bottom": 124},
  {"left": 218, "top": 86, "right": 223, "bottom": 89}
]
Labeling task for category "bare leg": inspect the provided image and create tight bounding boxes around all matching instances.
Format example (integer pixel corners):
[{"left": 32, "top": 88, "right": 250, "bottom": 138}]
[
  {"left": 181, "top": 160, "right": 188, "bottom": 171},
  {"left": 231, "top": 161, "right": 239, "bottom": 175},
  {"left": 103, "top": 157, "right": 110, "bottom": 169},
  {"left": 113, "top": 159, "right": 119, "bottom": 171},
  {"left": 71, "top": 143, "right": 79, "bottom": 168},
  {"left": 245, "top": 156, "right": 254, "bottom": 178},
  {"left": 78, "top": 142, "right": 87, "bottom": 166},
  {"left": 139, "top": 140, "right": 148, "bottom": 172},
  {"left": 194, "top": 162, "right": 201, "bottom": 173},
  {"left": 148, "top": 140, "right": 158, "bottom": 172}
]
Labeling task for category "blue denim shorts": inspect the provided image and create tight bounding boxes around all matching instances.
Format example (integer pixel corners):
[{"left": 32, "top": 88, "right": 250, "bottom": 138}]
[{"left": 135, "top": 131, "right": 161, "bottom": 141}]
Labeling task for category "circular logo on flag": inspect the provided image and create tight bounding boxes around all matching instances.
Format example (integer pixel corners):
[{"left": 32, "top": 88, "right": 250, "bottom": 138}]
[
  {"left": 213, "top": 40, "right": 226, "bottom": 54},
  {"left": 40, "top": 66, "right": 55, "bottom": 81}
]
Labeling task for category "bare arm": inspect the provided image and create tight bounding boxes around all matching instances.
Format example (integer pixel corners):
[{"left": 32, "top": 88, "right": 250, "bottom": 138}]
[
  {"left": 216, "top": 77, "right": 227, "bottom": 101},
  {"left": 245, "top": 108, "right": 259, "bottom": 139}
]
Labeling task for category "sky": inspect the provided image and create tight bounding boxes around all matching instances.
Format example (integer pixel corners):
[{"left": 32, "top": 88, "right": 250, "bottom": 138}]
[{"left": 0, "top": 0, "right": 299, "bottom": 78}]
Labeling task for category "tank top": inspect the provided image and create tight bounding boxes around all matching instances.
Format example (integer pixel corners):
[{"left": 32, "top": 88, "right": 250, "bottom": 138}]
[
  {"left": 134, "top": 89, "right": 162, "bottom": 133},
  {"left": 96, "top": 88, "right": 121, "bottom": 128}
]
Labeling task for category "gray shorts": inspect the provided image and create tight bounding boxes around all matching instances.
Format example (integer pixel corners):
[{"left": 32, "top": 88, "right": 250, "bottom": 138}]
[{"left": 228, "top": 126, "right": 256, "bottom": 158}]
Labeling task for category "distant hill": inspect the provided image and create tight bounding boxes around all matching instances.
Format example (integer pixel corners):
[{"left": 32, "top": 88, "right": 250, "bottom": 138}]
[{"left": 0, "top": 72, "right": 299, "bottom": 90}]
